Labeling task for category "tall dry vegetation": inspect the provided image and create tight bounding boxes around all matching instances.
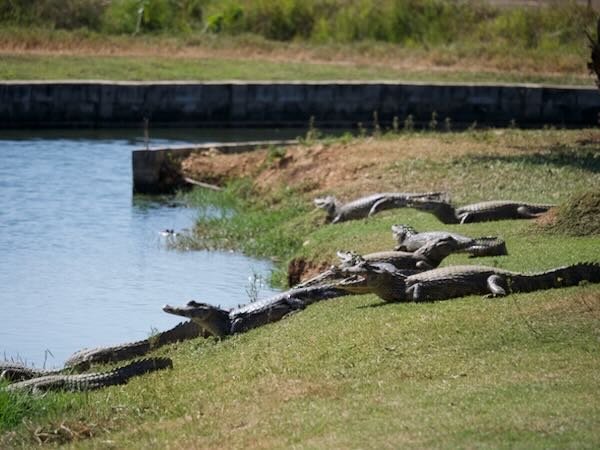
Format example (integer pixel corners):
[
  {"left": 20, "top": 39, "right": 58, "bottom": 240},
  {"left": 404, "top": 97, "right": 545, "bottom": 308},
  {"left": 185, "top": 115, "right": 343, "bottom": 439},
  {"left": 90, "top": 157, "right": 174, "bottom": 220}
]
[{"left": 0, "top": 0, "right": 595, "bottom": 53}]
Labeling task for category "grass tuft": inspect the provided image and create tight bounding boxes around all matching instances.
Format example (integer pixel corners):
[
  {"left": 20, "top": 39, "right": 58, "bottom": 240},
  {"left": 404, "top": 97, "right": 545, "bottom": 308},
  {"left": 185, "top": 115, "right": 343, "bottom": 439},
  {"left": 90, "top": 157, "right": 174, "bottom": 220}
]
[{"left": 539, "top": 189, "right": 600, "bottom": 236}]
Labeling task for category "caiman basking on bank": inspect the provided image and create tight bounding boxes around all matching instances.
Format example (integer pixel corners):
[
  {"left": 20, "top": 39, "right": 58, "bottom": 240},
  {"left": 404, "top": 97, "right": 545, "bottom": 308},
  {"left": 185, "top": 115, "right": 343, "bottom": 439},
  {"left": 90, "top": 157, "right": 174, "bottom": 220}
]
[
  {"left": 314, "top": 191, "right": 445, "bottom": 223},
  {"left": 296, "top": 236, "right": 468, "bottom": 289},
  {"left": 1, "top": 321, "right": 204, "bottom": 382},
  {"left": 5, "top": 358, "right": 172, "bottom": 394},
  {"left": 64, "top": 320, "right": 205, "bottom": 371},
  {"left": 408, "top": 199, "right": 554, "bottom": 224},
  {"left": 163, "top": 284, "right": 349, "bottom": 338},
  {"left": 334, "top": 258, "right": 600, "bottom": 302},
  {"left": 391, "top": 224, "right": 508, "bottom": 257}
]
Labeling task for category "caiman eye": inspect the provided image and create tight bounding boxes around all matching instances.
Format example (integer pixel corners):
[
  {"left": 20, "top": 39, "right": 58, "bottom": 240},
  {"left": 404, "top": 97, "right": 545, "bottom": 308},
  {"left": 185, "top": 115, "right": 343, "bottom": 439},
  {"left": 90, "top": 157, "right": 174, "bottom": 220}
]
[{"left": 187, "top": 300, "right": 200, "bottom": 307}]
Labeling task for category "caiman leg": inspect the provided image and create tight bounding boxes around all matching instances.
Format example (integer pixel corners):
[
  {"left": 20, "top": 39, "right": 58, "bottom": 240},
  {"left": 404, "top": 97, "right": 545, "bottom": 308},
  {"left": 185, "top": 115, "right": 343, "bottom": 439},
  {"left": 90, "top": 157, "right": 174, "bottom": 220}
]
[
  {"left": 407, "top": 283, "right": 423, "bottom": 301},
  {"left": 459, "top": 213, "right": 471, "bottom": 224},
  {"left": 368, "top": 198, "right": 391, "bottom": 217},
  {"left": 415, "top": 260, "right": 435, "bottom": 270},
  {"left": 517, "top": 206, "right": 543, "bottom": 218},
  {"left": 485, "top": 275, "right": 508, "bottom": 298}
]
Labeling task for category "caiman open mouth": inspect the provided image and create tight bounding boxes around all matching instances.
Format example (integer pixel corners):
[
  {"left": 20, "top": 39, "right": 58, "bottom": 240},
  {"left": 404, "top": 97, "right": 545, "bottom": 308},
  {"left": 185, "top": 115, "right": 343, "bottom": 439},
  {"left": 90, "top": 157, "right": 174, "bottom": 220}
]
[
  {"left": 334, "top": 275, "right": 371, "bottom": 293},
  {"left": 163, "top": 304, "right": 188, "bottom": 316}
]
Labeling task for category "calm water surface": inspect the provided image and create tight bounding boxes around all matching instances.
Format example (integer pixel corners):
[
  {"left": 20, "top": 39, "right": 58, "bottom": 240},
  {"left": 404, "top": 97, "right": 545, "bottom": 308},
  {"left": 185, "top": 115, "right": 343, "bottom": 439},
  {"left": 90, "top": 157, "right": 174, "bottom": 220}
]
[{"left": 0, "top": 130, "right": 294, "bottom": 367}]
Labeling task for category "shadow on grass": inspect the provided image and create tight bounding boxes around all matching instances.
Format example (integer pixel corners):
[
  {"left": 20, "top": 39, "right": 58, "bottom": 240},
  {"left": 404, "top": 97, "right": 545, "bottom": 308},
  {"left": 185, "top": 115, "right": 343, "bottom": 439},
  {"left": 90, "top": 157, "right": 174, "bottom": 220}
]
[
  {"left": 465, "top": 145, "right": 600, "bottom": 173},
  {"left": 357, "top": 301, "right": 398, "bottom": 309}
]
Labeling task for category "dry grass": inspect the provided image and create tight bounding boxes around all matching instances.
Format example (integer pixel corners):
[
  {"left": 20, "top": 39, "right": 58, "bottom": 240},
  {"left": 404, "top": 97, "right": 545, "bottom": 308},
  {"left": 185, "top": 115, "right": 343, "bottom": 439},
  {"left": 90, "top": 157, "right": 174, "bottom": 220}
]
[
  {"left": 182, "top": 129, "right": 600, "bottom": 202},
  {"left": 0, "top": 28, "right": 593, "bottom": 84}
]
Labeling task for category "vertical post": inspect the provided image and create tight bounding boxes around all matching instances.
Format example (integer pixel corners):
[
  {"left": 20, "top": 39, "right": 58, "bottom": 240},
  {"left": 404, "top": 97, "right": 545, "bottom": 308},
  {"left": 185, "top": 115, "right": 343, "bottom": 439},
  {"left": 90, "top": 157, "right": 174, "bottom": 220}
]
[{"left": 143, "top": 117, "right": 149, "bottom": 150}]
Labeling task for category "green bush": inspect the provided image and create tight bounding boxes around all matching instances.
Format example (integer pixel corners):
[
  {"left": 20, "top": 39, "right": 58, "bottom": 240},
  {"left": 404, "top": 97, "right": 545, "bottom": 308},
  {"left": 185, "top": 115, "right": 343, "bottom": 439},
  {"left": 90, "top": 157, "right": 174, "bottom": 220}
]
[
  {"left": 0, "top": 0, "right": 595, "bottom": 49},
  {"left": 103, "top": 0, "right": 205, "bottom": 34},
  {"left": 0, "top": 0, "right": 105, "bottom": 29}
]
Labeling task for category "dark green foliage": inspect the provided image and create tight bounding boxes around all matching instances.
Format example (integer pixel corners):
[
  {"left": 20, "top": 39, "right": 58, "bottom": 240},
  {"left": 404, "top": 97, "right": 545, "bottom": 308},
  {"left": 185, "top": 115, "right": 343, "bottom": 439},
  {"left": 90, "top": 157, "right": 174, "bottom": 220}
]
[
  {"left": 0, "top": 0, "right": 104, "bottom": 29},
  {"left": 102, "top": 0, "right": 206, "bottom": 34},
  {"left": 0, "top": 0, "right": 594, "bottom": 54}
]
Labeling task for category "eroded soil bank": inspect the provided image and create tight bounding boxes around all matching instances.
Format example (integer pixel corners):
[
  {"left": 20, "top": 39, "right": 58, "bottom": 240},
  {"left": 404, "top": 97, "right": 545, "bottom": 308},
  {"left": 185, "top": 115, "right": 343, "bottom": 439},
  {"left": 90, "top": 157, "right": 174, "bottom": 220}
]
[
  {"left": 181, "top": 130, "right": 600, "bottom": 201},
  {"left": 179, "top": 129, "right": 600, "bottom": 283}
]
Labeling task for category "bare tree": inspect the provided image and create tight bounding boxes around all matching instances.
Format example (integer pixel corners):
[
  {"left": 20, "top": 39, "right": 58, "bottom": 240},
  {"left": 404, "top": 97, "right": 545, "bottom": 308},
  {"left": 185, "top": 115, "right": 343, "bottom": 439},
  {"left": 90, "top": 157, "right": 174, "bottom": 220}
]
[{"left": 587, "top": 17, "right": 600, "bottom": 88}]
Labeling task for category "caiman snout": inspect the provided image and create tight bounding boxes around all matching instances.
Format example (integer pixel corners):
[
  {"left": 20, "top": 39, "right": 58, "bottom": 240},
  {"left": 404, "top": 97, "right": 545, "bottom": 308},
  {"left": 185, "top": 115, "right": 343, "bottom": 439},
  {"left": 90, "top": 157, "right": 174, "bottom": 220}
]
[{"left": 334, "top": 275, "right": 371, "bottom": 294}]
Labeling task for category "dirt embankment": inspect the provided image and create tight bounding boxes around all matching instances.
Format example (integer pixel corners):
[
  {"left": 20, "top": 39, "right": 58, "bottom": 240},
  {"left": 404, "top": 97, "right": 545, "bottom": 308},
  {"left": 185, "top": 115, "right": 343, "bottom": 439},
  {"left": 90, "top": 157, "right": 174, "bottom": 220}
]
[
  {"left": 181, "top": 136, "right": 516, "bottom": 199},
  {"left": 181, "top": 132, "right": 600, "bottom": 284}
]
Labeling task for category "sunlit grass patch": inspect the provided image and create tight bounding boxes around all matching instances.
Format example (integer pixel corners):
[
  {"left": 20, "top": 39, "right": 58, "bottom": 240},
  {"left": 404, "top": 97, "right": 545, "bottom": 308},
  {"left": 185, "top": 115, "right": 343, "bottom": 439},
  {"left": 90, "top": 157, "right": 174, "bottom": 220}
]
[{"left": 2, "top": 130, "right": 599, "bottom": 448}]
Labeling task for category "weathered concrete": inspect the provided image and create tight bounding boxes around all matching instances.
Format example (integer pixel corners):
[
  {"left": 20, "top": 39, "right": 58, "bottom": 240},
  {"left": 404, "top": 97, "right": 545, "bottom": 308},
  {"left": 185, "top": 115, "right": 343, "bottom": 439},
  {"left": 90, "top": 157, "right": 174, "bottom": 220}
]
[
  {"left": 132, "top": 140, "right": 297, "bottom": 194},
  {"left": 1, "top": 81, "right": 599, "bottom": 129}
]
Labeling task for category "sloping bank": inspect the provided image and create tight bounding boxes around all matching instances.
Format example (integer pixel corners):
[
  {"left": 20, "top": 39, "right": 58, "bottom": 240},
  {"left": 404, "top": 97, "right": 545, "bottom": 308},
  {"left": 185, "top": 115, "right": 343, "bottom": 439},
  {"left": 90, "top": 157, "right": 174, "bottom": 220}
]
[
  {"left": 175, "top": 129, "right": 600, "bottom": 283},
  {"left": 2, "top": 129, "right": 599, "bottom": 448}
]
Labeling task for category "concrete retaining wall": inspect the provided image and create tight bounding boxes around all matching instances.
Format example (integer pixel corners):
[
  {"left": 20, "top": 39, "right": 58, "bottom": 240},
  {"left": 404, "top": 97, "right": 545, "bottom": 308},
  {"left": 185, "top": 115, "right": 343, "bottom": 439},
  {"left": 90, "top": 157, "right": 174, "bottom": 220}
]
[
  {"left": 1, "top": 81, "right": 599, "bottom": 129},
  {"left": 132, "top": 140, "right": 297, "bottom": 194}
]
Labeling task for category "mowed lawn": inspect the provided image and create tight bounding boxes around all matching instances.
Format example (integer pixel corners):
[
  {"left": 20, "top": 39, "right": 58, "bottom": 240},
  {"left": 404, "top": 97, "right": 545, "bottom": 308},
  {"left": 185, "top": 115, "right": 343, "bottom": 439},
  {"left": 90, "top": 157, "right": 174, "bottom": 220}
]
[
  {"left": 0, "top": 53, "right": 592, "bottom": 85},
  {"left": 1, "top": 129, "right": 599, "bottom": 448}
]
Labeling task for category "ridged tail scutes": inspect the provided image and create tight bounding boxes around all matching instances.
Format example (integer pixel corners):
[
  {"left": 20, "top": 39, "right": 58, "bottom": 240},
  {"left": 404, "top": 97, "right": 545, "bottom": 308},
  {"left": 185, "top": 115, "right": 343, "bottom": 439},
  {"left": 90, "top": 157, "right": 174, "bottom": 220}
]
[
  {"left": 469, "top": 237, "right": 508, "bottom": 256},
  {"left": 6, "top": 357, "right": 174, "bottom": 393},
  {"left": 111, "top": 357, "right": 174, "bottom": 382},
  {"left": 69, "top": 357, "right": 173, "bottom": 392},
  {"left": 513, "top": 262, "right": 600, "bottom": 293}
]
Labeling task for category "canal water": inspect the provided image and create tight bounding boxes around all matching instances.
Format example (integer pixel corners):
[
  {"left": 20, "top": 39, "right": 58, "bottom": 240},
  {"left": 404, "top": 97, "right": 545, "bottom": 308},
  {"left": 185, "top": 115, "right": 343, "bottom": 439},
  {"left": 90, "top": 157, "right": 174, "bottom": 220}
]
[{"left": 0, "top": 129, "right": 296, "bottom": 368}]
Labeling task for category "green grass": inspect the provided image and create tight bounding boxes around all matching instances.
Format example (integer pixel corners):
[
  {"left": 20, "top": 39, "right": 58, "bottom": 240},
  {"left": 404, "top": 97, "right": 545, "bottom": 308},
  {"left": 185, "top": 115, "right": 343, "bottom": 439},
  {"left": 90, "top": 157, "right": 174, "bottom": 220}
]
[
  {"left": 0, "top": 0, "right": 596, "bottom": 85},
  {"left": 178, "top": 130, "right": 600, "bottom": 272},
  {"left": 1, "top": 130, "right": 599, "bottom": 448},
  {"left": 0, "top": 53, "right": 592, "bottom": 84}
]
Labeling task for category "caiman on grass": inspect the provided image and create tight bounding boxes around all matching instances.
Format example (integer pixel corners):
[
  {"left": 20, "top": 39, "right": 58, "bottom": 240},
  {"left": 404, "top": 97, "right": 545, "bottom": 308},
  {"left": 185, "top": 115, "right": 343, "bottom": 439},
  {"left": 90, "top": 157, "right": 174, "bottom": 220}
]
[
  {"left": 314, "top": 191, "right": 445, "bottom": 223},
  {"left": 296, "top": 236, "right": 469, "bottom": 289},
  {"left": 409, "top": 199, "right": 554, "bottom": 224},
  {"left": 391, "top": 224, "right": 507, "bottom": 257},
  {"left": 1, "top": 321, "right": 204, "bottom": 382},
  {"left": 164, "top": 285, "right": 349, "bottom": 337},
  {"left": 334, "top": 259, "right": 600, "bottom": 302},
  {"left": 4, "top": 358, "right": 172, "bottom": 394}
]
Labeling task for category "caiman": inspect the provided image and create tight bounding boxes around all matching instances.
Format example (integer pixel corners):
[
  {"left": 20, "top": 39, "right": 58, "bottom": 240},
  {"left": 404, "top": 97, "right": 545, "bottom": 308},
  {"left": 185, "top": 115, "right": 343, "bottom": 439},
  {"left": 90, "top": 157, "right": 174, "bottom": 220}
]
[
  {"left": 163, "top": 285, "right": 349, "bottom": 338},
  {"left": 0, "top": 361, "right": 61, "bottom": 382},
  {"left": 408, "top": 199, "right": 554, "bottom": 224},
  {"left": 338, "top": 236, "right": 466, "bottom": 271},
  {"left": 297, "top": 236, "right": 468, "bottom": 289},
  {"left": 391, "top": 224, "right": 508, "bottom": 257},
  {"left": 5, "top": 358, "right": 172, "bottom": 394},
  {"left": 334, "top": 259, "right": 600, "bottom": 302},
  {"left": 314, "top": 191, "right": 445, "bottom": 223},
  {"left": 1, "top": 321, "right": 204, "bottom": 382},
  {"left": 64, "top": 320, "right": 205, "bottom": 371}
]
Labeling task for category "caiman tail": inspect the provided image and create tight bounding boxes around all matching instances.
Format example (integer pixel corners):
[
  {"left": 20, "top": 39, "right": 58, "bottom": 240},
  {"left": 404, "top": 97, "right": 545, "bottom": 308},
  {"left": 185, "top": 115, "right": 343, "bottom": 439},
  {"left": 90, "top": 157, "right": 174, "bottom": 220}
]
[
  {"left": 65, "top": 321, "right": 203, "bottom": 370},
  {"left": 7, "top": 358, "right": 173, "bottom": 393},
  {"left": 510, "top": 262, "right": 600, "bottom": 293},
  {"left": 468, "top": 237, "right": 508, "bottom": 257}
]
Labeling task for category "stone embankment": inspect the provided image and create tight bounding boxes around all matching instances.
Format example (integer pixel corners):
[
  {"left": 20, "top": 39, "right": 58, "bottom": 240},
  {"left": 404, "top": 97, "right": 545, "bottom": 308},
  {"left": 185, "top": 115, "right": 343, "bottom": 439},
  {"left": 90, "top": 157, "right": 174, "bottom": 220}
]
[
  {"left": 4, "top": 80, "right": 598, "bottom": 193},
  {"left": 1, "top": 81, "right": 598, "bottom": 129}
]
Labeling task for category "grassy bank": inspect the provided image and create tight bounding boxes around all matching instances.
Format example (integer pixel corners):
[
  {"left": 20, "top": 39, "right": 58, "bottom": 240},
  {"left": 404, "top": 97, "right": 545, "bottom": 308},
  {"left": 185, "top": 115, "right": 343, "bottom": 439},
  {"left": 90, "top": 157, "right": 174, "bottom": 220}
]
[
  {"left": 2, "top": 129, "right": 599, "bottom": 448},
  {"left": 1, "top": 53, "right": 591, "bottom": 84},
  {"left": 0, "top": 1, "right": 596, "bottom": 83}
]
